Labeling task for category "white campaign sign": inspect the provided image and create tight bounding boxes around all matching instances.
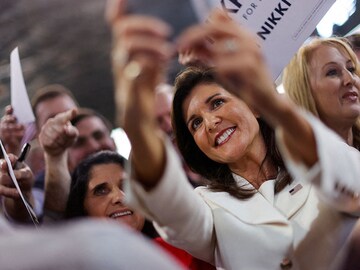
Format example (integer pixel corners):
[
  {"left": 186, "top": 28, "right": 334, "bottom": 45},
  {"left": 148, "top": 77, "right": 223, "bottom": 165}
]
[{"left": 191, "top": 0, "right": 336, "bottom": 79}]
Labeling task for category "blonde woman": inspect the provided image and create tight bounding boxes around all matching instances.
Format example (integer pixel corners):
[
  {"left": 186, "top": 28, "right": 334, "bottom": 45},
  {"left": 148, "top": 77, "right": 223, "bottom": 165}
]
[{"left": 283, "top": 37, "right": 360, "bottom": 150}]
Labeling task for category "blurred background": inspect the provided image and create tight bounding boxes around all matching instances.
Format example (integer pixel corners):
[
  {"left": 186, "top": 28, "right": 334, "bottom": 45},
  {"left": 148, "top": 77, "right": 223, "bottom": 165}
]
[{"left": 0, "top": 0, "right": 359, "bottom": 127}]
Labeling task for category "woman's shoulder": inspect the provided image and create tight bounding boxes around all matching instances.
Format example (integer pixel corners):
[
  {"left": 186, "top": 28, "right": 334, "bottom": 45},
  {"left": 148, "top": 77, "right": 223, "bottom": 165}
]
[{"left": 194, "top": 185, "right": 212, "bottom": 196}]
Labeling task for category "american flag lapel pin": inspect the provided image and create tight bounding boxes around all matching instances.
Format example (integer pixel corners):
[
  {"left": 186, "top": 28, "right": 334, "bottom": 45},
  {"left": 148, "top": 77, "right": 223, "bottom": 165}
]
[{"left": 289, "top": 184, "right": 303, "bottom": 195}]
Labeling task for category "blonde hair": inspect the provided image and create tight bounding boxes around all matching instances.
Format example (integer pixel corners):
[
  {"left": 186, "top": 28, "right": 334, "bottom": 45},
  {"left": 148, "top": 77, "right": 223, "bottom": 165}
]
[{"left": 283, "top": 37, "right": 360, "bottom": 149}]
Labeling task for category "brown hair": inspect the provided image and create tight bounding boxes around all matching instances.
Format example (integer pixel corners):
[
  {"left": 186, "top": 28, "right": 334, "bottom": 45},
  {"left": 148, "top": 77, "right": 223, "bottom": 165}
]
[
  {"left": 31, "top": 84, "right": 79, "bottom": 118},
  {"left": 347, "top": 33, "right": 360, "bottom": 51}
]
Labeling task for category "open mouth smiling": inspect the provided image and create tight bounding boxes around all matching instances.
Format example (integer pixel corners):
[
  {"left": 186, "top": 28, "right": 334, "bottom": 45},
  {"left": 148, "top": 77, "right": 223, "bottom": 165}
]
[
  {"left": 109, "top": 210, "right": 133, "bottom": 219},
  {"left": 215, "top": 127, "right": 236, "bottom": 146}
]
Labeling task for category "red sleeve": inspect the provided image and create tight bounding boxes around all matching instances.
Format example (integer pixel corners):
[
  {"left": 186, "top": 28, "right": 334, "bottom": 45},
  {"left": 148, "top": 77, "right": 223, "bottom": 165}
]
[{"left": 154, "top": 237, "right": 216, "bottom": 270}]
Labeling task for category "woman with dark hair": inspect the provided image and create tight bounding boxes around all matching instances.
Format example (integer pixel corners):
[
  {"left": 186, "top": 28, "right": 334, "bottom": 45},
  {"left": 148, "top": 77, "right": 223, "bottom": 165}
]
[
  {"left": 65, "top": 150, "right": 144, "bottom": 231},
  {"left": 108, "top": 1, "right": 360, "bottom": 269},
  {"left": 65, "top": 150, "right": 215, "bottom": 270},
  {"left": 172, "top": 68, "right": 291, "bottom": 199}
]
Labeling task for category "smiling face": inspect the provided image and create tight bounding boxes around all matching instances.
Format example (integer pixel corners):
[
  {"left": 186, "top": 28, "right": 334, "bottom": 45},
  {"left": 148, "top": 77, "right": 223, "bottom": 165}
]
[
  {"left": 83, "top": 163, "right": 144, "bottom": 231},
  {"left": 308, "top": 44, "right": 360, "bottom": 129},
  {"left": 183, "top": 83, "right": 264, "bottom": 170}
]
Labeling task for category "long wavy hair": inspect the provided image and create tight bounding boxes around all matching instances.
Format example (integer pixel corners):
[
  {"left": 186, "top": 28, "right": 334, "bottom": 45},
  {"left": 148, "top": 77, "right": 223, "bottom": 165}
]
[
  {"left": 283, "top": 37, "right": 360, "bottom": 150},
  {"left": 172, "top": 67, "right": 291, "bottom": 199}
]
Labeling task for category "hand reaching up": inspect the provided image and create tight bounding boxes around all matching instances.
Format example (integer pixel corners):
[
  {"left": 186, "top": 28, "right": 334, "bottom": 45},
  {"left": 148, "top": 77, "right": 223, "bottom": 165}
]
[
  {"left": 0, "top": 105, "right": 25, "bottom": 155},
  {"left": 39, "top": 109, "right": 78, "bottom": 157}
]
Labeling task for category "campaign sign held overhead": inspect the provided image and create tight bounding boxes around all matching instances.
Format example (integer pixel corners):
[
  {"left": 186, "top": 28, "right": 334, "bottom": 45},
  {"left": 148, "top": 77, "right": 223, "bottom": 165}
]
[{"left": 192, "top": 0, "right": 336, "bottom": 79}]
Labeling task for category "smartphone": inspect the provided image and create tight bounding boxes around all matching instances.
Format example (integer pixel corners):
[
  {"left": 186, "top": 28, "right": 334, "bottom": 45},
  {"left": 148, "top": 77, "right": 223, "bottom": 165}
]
[
  {"left": 126, "top": 0, "right": 200, "bottom": 40},
  {"left": 124, "top": 0, "right": 201, "bottom": 82}
]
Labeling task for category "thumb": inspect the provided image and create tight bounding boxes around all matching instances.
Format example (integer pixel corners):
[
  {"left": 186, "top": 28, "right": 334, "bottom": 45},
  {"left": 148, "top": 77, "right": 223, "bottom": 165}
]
[
  {"left": 62, "top": 108, "right": 79, "bottom": 138},
  {"left": 105, "top": 0, "right": 127, "bottom": 25}
]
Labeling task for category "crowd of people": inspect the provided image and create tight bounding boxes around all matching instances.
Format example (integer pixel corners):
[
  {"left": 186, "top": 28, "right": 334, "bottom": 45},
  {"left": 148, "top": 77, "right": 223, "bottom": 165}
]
[{"left": 0, "top": 0, "right": 359, "bottom": 269}]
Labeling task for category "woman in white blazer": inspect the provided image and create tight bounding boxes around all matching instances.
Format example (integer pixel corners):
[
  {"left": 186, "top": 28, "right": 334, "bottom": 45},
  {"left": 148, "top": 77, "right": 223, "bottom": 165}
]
[{"left": 108, "top": 2, "right": 360, "bottom": 269}]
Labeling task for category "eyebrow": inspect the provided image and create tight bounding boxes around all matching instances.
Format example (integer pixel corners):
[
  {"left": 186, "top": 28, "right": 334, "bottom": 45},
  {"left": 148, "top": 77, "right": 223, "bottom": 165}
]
[
  {"left": 89, "top": 175, "right": 124, "bottom": 191},
  {"left": 185, "top": 93, "right": 221, "bottom": 127},
  {"left": 205, "top": 93, "right": 221, "bottom": 104},
  {"left": 322, "top": 59, "right": 353, "bottom": 69},
  {"left": 90, "top": 182, "right": 107, "bottom": 192}
]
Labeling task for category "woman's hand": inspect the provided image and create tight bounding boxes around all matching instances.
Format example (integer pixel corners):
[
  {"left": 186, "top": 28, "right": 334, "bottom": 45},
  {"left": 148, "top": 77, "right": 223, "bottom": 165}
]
[
  {"left": 107, "top": 0, "right": 174, "bottom": 189},
  {"left": 107, "top": 0, "right": 174, "bottom": 130},
  {"left": 177, "top": 10, "right": 277, "bottom": 115}
]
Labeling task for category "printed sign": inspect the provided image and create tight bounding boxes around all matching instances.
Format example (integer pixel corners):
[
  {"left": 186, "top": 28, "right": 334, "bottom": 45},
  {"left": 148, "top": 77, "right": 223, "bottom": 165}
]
[{"left": 191, "top": 0, "right": 336, "bottom": 79}]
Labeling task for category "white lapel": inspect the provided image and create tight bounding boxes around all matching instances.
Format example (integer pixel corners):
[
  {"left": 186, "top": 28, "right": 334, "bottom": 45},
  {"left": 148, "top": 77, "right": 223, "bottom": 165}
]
[
  {"left": 275, "top": 179, "right": 312, "bottom": 218},
  {"left": 197, "top": 173, "right": 289, "bottom": 225}
]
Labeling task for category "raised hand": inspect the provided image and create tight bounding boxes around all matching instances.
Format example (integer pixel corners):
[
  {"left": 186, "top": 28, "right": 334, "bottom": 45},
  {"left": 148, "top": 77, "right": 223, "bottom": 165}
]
[
  {"left": 39, "top": 109, "right": 78, "bottom": 157},
  {"left": 0, "top": 105, "right": 25, "bottom": 155},
  {"left": 177, "top": 10, "right": 277, "bottom": 115},
  {"left": 107, "top": 0, "right": 174, "bottom": 129},
  {"left": 0, "top": 153, "right": 37, "bottom": 222},
  {"left": 107, "top": 0, "right": 174, "bottom": 189},
  {"left": 0, "top": 153, "right": 34, "bottom": 199}
]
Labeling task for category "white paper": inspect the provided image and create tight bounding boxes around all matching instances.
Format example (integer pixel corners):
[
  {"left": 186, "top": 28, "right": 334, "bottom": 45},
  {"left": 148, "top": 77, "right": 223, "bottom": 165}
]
[
  {"left": 191, "top": 0, "right": 336, "bottom": 80},
  {"left": 0, "top": 140, "right": 38, "bottom": 226},
  {"left": 10, "top": 47, "right": 35, "bottom": 124}
]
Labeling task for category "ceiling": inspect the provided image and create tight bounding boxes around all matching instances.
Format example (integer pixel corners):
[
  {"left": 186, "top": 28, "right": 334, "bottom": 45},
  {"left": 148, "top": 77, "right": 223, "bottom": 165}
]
[
  {"left": 0, "top": 0, "right": 359, "bottom": 125},
  {"left": 0, "top": 0, "right": 115, "bottom": 123}
]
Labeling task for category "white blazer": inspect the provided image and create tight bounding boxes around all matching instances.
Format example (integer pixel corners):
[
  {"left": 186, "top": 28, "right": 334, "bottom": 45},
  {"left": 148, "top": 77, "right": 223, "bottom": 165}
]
[{"left": 126, "top": 115, "right": 360, "bottom": 270}]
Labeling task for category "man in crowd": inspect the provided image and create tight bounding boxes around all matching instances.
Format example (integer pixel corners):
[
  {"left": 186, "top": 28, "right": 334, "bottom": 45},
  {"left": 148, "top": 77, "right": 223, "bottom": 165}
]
[
  {"left": 39, "top": 107, "right": 116, "bottom": 219},
  {"left": 0, "top": 84, "right": 79, "bottom": 222}
]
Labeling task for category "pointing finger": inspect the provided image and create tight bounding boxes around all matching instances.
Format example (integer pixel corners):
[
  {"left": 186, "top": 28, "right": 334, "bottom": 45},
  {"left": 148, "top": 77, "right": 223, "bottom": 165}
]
[{"left": 105, "top": 0, "right": 127, "bottom": 25}]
